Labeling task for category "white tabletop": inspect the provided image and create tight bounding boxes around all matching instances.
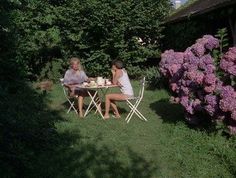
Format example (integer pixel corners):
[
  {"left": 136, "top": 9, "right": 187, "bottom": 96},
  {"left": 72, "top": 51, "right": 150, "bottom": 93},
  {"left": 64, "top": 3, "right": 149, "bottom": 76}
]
[{"left": 75, "top": 84, "right": 119, "bottom": 89}]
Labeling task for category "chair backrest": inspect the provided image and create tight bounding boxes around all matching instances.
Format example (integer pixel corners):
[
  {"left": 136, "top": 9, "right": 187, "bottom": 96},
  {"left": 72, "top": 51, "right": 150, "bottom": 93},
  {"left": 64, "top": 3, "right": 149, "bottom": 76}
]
[
  {"left": 138, "top": 77, "right": 145, "bottom": 99},
  {"left": 60, "top": 78, "right": 69, "bottom": 98}
]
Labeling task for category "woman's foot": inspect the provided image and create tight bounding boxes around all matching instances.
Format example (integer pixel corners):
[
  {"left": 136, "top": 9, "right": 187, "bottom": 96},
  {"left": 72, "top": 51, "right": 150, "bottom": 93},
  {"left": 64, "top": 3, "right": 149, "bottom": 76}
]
[
  {"left": 115, "top": 114, "right": 121, "bottom": 119},
  {"left": 112, "top": 111, "right": 121, "bottom": 119},
  {"left": 112, "top": 114, "right": 121, "bottom": 119},
  {"left": 104, "top": 114, "right": 110, "bottom": 120},
  {"left": 79, "top": 111, "right": 84, "bottom": 118}
]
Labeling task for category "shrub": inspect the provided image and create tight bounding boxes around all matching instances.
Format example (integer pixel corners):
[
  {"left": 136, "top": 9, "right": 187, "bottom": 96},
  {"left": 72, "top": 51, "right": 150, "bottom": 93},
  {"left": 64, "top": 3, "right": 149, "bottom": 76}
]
[
  {"left": 11, "top": 0, "right": 171, "bottom": 80},
  {"left": 144, "top": 67, "right": 165, "bottom": 89},
  {"left": 159, "top": 34, "right": 236, "bottom": 135}
]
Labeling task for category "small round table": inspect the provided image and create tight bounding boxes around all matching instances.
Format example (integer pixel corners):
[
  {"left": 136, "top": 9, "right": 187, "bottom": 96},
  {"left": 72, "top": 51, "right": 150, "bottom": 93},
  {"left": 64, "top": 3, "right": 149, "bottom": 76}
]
[{"left": 75, "top": 84, "right": 119, "bottom": 119}]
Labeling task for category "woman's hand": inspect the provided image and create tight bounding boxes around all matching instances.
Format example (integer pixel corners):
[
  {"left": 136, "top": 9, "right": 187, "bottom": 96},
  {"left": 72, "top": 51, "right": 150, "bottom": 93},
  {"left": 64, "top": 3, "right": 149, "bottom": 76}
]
[
  {"left": 64, "top": 84, "right": 76, "bottom": 96},
  {"left": 111, "top": 69, "right": 116, "bottom": 76}
]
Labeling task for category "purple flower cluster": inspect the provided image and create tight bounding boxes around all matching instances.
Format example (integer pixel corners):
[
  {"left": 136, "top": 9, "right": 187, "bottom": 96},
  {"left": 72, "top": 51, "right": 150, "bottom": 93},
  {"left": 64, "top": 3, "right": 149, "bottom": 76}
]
[
  {"left": 219, "top": 86, "right": 236, "bottom": 120},
  {"left": 220, "top": 47, "right": 236, "bottom": 76},
  {"left": 190, "top": 35, "right": 219, "bottom": 57},
  {"left": 160, "top": 35, "right": 236, "bottom": 134},
  {"left": 160, "top": 35, "right": 219, "bottom": 118},
  {"left": 159, "top": 50, "right": 184, "bottom": 77},
  {"left": 204, "top": 94, "right": 219, "bottom": 116}
]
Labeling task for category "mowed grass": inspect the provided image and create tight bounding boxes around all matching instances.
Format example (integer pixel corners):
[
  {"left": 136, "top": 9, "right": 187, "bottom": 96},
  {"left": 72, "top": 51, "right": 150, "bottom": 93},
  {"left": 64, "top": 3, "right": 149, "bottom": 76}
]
[{"left": 41, "top": 81, "right": 236, "bottom": 178}]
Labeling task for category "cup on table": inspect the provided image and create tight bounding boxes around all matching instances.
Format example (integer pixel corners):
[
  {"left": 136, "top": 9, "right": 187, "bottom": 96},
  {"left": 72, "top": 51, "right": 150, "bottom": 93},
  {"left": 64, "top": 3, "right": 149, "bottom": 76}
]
[
  {"left": 97, "top": 77, "right": 105, "bottom": 86},
  {"left": 90, "top": 80, "right": 96, "bottom": 86},
  {"left": 105, "top": 79, "right": 111, "bottom": 85}
]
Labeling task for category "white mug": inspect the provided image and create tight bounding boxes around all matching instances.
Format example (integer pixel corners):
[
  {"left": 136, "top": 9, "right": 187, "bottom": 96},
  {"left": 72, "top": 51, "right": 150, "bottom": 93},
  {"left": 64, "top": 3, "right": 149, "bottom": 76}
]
[
  {"left": 90, "top": 81, "right": 96, "bottom": 86},
  {"left": 97, "top": 77, "right": 104, "bottom": 86}
]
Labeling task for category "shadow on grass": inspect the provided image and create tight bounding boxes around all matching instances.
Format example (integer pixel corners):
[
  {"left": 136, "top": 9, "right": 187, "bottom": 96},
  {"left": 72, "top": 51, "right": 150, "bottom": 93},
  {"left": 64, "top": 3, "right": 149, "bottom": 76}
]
[
  {"left": 62, "top": 100, "right": 128, "bottom": 116},
  {"left": 216, "top": 151, "right": 236, "bottom": 177},
  {"left": 149, "top": 98, "right": 185, "bottom": 124},
  {"left": 0, "top": 78, "right": 157, "bottom": 178},
  {"left": 150, "top": 98, "right": 219, "bottom": 134},
  {"left": 34, "top": 131, "right": 158, "bottom": 178}
]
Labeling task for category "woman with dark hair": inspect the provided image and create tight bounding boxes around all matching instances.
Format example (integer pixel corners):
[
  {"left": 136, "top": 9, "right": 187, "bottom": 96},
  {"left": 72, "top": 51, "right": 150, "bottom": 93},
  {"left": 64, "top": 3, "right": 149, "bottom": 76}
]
[{"left": 104, "top": 60, "right": 134, "bottom": 119}]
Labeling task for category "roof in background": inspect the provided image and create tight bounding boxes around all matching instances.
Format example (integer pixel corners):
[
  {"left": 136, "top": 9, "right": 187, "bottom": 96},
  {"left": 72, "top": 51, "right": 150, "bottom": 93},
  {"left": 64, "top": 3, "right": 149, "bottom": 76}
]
[{"left": 166, "top": 0, "right": 236, "bottom": 23}]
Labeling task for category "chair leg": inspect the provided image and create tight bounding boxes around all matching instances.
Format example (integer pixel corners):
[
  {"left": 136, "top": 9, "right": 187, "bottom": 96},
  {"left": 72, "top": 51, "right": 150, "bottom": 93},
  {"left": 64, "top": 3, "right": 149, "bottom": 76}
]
[
  {"left": 125, "top": 100, "right": 139, "bottom": 121},
  {"left": 128, "top": 104, "right": 145, "bottom": 121},
  {"left": 67, "top": 100, "right": 78, "bottom": 115},
  {"left": 127, "top": 107, "right": 147, "bottom": 123},
  {"left": 128, "top": 104, "right": 147, "bottom": 121},
  {"left": 126, "top": 100, "right": 147, "bottom": 123},
  {"left": 125, "top": 100, "right": 139, "bottom": 123}
]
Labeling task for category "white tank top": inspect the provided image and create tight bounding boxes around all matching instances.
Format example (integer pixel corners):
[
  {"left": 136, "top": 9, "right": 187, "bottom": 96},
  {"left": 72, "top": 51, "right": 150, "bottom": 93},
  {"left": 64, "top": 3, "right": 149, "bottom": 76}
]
[{"left": 118, "top": 69, "right": 134, "bottom": 96}]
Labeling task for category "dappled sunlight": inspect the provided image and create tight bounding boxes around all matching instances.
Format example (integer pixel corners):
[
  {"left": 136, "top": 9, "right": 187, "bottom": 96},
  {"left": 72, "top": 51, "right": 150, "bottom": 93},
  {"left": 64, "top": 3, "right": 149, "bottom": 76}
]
[
  {"left": 0, "top": 81, "right": 159, "bottom": 177},
  {"left": 34, "top": 130, "right": 158, "bottom": 178}
]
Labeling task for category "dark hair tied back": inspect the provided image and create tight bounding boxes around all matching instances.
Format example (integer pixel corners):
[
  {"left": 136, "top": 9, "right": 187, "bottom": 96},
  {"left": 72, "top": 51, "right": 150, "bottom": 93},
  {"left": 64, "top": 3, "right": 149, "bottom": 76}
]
[{"left": 112, "top": 60, "right": 124, "bottom": 69}]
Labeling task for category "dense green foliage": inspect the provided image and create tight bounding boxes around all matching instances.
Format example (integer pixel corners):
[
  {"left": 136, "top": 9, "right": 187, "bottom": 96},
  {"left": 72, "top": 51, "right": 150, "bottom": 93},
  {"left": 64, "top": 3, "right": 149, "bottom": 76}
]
[
  {"left": 0, "top": 1, "right": 171, "bottom": 176},
  {"left": 2, "top": 1, "right": 236, "bottom": 177},
  {"left": 6, "top": 0, "right": 171, "bottom": 80}
]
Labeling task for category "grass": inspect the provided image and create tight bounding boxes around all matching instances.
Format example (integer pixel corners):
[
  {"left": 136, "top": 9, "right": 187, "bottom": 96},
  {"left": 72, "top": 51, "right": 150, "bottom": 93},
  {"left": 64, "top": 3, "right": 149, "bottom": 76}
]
[
  {"left": 2, "top": 80, "right": 236, "bottom": 177},
  {"left": 31, "top": 80, "right": 235, "bottom": 178}
]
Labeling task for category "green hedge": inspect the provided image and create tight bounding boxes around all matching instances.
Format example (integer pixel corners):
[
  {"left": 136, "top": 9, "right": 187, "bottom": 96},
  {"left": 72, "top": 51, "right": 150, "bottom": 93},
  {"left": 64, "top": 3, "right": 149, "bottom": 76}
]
[{"left": 8, "top": 0, "right": 171, "bottom": 80}]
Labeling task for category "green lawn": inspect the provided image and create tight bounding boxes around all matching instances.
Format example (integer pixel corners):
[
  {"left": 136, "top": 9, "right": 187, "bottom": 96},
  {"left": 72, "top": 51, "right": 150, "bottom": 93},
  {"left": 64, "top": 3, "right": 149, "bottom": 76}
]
[{"left": 34, "top": 81, "right": 236, "bottom": 178}]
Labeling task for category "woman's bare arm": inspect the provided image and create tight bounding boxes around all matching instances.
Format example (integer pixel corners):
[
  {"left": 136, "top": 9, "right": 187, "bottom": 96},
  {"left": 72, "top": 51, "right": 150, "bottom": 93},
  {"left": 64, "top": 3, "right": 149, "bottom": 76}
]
[{"left": 112, "top": 70, "right": 122, "bottom": 85}]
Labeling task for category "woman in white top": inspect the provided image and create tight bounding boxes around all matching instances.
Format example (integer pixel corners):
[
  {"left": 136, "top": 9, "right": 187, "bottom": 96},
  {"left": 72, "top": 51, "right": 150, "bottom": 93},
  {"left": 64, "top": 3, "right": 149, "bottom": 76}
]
[{"left": 104, "top": 60, "right": 134, "bottom": 119}]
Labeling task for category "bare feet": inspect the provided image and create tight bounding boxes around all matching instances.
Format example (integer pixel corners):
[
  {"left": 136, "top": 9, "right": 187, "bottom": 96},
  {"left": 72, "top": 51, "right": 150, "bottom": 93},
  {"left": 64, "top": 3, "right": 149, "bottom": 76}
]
[
  {"left": 115, "top": 114, "right": 121, "bottom": 119},
  {"left": 112, "top": 111, "right": 121, "bottom": 119},
  {"left": 104, "top": 114, "right": 110, "bottom": 120},
  {"left": 79, "top": 111, "right": 84, "bottom": 118},
  {"left": 112, "top": 114, "right": 121, "bottom": 119}
]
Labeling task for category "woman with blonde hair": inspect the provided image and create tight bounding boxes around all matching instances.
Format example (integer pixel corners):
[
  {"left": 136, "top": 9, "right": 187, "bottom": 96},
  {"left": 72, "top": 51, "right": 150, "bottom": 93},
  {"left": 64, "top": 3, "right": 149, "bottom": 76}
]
[{"left": 63, "top": 57, "right": 90, "bottom": 117}]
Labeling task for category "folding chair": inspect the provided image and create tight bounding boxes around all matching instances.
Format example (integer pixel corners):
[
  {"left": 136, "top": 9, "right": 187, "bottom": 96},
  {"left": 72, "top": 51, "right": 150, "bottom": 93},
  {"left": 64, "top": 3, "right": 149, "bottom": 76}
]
[
  {"left": 125, "top": 77, "right": 148, "bottom": 123},
  {"left": 60, "top": 78, "right": 78, "bottom": 115}
]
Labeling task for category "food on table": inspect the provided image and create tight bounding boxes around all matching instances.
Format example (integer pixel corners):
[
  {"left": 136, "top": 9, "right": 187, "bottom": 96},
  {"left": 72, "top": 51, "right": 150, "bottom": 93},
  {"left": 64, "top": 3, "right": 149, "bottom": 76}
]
[
  {"left": 89, "top": 81, "right": 97, "bottom": 87},
  {"left": 83, "top": 82, "right": 89, "bottom": 87}
]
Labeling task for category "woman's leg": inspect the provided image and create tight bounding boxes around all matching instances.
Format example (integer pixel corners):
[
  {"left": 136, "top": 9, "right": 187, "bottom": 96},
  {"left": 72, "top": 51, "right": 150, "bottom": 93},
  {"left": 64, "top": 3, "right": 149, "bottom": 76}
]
[
  {"left": 78, "top": 89, "right": 101, "bottom": 117},
  {"left": 110, "top": 101, "right": 120, "bottom": 118},
  {"left": 76, "top": 89, "right": 87, "bottom": 118},
  {"left": 78, "top": 95, "right": 84, "bottom": 117},
  {"left": 104, "top": 93, "right": 127, "bottom": 119}
]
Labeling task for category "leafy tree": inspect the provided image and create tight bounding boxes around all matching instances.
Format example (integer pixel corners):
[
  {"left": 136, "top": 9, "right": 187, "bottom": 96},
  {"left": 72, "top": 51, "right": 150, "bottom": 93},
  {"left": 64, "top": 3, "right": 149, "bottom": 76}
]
[{"left": 11, "top": 0, "right": 171, "bottom": 80}]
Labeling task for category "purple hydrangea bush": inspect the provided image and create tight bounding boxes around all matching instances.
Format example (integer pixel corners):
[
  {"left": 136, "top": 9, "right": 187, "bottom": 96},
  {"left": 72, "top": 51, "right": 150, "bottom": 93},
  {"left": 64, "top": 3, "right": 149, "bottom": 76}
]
[
  {"left": 159, "top": 35, "right": 236, "bottom": 134},
  {"left": 220, "top": 47, "right": 236, "bottom": 76}
]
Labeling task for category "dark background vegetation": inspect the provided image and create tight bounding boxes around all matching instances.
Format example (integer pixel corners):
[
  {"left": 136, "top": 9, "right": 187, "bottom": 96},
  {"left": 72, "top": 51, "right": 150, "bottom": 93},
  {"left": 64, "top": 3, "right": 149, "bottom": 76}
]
[
  {"left": 2, "top": 0, "right": 171, "bottom": 81},
  {"left": 0, "top": 0, "right": 171, "bottom": 176},
  {"left": 163, "top": 3, "right": 236, "bottom": 51}
]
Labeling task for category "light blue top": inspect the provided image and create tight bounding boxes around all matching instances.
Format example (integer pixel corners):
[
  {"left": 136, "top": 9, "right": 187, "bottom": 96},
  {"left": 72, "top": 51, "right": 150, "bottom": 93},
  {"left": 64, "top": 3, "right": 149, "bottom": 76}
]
[{"left": 63, "top": 69, "right": 88, "bottom": 85}]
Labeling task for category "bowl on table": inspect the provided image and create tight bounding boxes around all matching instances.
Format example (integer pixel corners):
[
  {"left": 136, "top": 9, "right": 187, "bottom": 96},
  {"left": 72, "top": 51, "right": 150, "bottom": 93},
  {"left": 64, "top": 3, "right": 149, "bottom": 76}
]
[{"left": 89, "top": 81, "right": 97, "bottom": 87}]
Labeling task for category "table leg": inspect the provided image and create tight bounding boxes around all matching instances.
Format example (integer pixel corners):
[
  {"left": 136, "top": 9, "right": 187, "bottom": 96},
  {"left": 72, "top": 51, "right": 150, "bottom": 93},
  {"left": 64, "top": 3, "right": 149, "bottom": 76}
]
[
  {"left": 84, "top": 91, "right": 99, "bottom": 117},
  {"left": 87, "top": 90, "right": 104, "bottom": 119}
]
